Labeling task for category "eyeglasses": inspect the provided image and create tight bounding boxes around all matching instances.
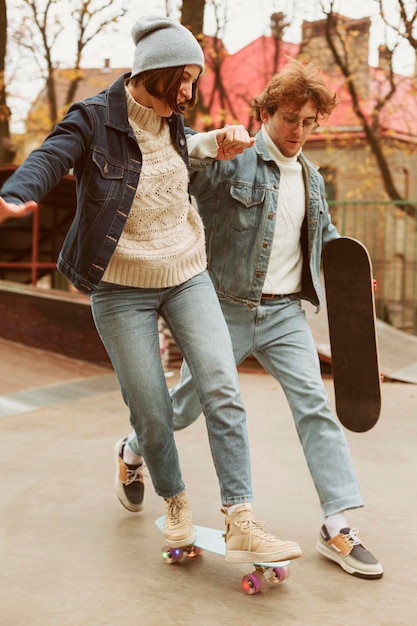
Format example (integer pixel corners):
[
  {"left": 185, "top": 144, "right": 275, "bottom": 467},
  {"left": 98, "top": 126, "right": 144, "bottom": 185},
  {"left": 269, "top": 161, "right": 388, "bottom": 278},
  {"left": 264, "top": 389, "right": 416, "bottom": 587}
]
[{"left": 278, "top": 112, "right": 319, "bottom": 132}]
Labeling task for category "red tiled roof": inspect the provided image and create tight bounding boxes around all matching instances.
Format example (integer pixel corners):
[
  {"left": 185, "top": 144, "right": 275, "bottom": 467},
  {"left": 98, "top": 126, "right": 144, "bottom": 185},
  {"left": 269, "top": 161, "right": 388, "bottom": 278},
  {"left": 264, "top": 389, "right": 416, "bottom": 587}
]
[
  {"left": 29, "top": 35, "right": 416, "bottom": 144},
  {"left": 197, "top": 35, "right": 417, "bottom": 142},
  {"left": 197, "top": 37, "right": 299, "bottom": 127}
]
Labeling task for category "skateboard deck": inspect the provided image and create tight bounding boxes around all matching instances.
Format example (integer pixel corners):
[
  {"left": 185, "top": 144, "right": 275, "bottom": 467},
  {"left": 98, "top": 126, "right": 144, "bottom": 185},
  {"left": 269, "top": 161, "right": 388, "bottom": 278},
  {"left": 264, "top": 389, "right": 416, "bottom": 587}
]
[
  {"left": 323, "top": 237, "right": 381, "bottom": 432},
  {"left": 155, "top": 515, "right": 291, "bottom": 595}
]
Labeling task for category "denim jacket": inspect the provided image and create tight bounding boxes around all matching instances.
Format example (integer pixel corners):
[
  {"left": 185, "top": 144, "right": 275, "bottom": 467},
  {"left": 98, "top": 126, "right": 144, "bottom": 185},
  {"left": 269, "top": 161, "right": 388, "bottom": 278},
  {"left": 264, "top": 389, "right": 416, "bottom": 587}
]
[
  {"left": 187, "top": 130, "right": 339, "bottom": 309},
  {"left": 0, "top": 74, "right": 189, "bottom": 294}
]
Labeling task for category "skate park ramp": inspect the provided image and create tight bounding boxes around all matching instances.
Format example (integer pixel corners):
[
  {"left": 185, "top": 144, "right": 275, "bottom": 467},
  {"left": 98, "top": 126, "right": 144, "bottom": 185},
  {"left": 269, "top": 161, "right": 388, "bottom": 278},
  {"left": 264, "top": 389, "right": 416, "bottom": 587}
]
[{"left": 305, "top": 302, "right": 417, "bottom": 384}]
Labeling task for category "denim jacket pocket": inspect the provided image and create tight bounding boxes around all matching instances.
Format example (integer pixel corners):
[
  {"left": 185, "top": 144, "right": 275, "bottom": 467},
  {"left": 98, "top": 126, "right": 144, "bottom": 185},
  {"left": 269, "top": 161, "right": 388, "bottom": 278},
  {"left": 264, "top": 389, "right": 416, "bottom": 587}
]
[
  {"left": 229, "top": 184, "right": 265, "bottom": 231},
  {"left": 85, "top": 149, "right": 125, "bottom": 201}
]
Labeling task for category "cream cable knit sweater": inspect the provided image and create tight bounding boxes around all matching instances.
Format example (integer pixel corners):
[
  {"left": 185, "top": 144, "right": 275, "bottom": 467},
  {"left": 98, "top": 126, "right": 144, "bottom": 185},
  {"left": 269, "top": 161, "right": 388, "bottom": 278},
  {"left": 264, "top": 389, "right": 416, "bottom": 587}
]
[{"left": 103, "top": 88, "right": 206, "bottom": 289}]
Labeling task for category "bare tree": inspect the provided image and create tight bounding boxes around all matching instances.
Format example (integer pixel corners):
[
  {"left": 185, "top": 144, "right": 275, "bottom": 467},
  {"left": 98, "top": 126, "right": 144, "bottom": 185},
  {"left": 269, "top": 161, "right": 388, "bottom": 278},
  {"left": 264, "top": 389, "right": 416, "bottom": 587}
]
[
  {"left": 0, "top": 0, "right": 16, "bottom": 163},
  {"left": 319, "top": 0, "right": 416, "bottom": 214},
  {"left": 181, "top": 0, "right": 205, "bottom": 35},
  {"left": 202, "top": 0, "right": 240, "bottom": 127},
  {"left": 13, "top": 0, "right": 128, "bottom": 130},
  {"left": 181, "top": 0, "right": 246, "bottom": 129},
  {"left": 180, "top": 0, "right": 217, "bottom": 129},
  {"left": 377, "top": 0, "right": 417, "bottom": 50}
]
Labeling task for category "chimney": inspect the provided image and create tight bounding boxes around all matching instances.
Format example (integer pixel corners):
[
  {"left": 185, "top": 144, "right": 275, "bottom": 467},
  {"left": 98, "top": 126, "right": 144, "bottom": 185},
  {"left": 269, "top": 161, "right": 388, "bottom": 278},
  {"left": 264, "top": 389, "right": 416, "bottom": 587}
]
[
  {"left": 102, "top": 58, "right": 111, "bottom": 73},
  {"left": 300, "top": 14, "right": 371, "bottom": 100}
]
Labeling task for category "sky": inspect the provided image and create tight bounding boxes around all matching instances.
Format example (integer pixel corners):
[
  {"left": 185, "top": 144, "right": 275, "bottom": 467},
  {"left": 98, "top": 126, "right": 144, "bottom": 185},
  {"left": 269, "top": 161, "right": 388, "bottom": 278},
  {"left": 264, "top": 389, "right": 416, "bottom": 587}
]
[
  {"left": 5, "top": 0, "right": 415, "bottom": 132},
  {"left": 88, "top": 0, "right": 413, "bottom": 69}
]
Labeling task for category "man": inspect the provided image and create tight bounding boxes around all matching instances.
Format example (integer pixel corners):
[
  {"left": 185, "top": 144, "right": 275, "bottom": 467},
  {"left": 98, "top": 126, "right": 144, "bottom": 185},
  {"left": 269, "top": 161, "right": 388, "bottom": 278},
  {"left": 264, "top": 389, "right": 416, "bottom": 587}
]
[{"left": 170, "top": 58, "right": 383, "bottom": 579}]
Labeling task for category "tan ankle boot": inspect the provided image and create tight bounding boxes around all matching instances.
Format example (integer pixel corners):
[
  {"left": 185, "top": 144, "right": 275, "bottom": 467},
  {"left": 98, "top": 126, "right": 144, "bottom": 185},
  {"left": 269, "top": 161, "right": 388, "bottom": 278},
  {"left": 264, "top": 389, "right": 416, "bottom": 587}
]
[
  {"left": 222, "top": 504, "right": 302, "bottom": 563},
  {"left": 164, "top": 490, "right": 196, "bottom": 547}
]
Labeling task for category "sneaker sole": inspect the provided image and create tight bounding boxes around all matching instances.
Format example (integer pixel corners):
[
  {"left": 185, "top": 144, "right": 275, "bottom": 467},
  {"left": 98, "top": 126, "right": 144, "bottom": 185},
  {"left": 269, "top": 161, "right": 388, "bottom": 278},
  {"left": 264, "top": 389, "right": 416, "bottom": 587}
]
[
  {"left": 315, "top": 538, "right": 383, "bottom": 579},
  {"left": 163, "top": 528, "right": 197, "bottom": 548},
  {"left": 114, "top": 440, "right": 144, "bottom": 513},
  {"left": 225, "top": 546, "right": 302, "bottom": 564}
]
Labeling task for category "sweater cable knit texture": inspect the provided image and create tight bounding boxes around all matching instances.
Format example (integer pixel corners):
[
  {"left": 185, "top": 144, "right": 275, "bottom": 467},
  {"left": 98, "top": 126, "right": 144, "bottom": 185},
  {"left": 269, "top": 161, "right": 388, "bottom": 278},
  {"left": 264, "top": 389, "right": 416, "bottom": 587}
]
[{"left": 103, "top": 87, "right": 206, "bottom": 289}]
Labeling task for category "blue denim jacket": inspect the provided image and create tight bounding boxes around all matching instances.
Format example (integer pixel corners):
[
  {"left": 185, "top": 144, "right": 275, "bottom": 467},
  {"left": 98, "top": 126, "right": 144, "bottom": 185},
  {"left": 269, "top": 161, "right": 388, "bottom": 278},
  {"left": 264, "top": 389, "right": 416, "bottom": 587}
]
[
  {"left": 187, "top": 130, "right": 339, "bottom": 308},
  {"left": 0, "top": 74, "right": 189, "bottom": 294}
]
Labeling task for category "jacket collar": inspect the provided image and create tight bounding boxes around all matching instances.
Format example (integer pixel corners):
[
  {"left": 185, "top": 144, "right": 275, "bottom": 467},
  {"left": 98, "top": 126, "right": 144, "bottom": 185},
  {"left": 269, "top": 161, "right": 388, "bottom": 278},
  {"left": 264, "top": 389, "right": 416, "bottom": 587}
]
[{"left": 104, "top": 73, "right": 132, "bottom": 132}]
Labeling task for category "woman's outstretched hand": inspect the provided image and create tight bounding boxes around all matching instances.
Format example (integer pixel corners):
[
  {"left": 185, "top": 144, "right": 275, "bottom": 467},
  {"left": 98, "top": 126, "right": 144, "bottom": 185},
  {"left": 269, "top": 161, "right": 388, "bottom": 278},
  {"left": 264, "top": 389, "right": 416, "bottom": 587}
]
[{"left": 0, "top": 196, "right": 38, "bottom": 225}]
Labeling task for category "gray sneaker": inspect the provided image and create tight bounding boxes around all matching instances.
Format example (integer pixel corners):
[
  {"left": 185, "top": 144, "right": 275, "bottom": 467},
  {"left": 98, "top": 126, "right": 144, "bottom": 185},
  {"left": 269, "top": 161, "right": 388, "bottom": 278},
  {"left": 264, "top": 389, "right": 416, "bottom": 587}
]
[
  {"left": 163, "top": 490, "right": 196, "bottom": 547},
  {"left": 316, "top": 525, "right": 383, "bottom": 579},
  {"left": 114, "top": 438, "right": 145, "bottom": 512}
]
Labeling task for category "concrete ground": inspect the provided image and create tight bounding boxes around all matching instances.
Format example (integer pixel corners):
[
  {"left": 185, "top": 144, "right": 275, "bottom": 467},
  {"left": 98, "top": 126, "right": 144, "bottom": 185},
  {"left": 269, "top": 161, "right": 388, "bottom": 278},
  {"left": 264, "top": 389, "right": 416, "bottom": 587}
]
[{"left": 0, "top": 336, "right": 416, "bottom": 626}]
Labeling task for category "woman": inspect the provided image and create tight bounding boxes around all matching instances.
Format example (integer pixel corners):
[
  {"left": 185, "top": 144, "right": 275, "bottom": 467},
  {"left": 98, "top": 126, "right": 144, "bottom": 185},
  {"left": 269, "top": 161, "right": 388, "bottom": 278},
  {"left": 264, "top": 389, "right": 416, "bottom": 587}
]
[{"left": 0, "top": 15, "right": 302, "bottom": 564}]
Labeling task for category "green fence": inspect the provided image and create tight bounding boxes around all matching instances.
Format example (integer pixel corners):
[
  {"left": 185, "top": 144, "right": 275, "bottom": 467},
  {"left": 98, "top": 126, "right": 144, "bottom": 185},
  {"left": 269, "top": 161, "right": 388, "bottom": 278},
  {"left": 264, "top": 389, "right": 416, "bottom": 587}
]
[{"left": 328, "top": 200, "right": 417, "bottom": 336}]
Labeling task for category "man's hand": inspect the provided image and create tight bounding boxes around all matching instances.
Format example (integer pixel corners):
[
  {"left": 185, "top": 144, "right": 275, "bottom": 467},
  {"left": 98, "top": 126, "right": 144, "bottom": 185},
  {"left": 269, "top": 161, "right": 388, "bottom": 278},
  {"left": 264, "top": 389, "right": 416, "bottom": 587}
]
[
  {"left": 0, "top": 196, "right": 38, "bottom": 225},
  {"left": 215, "top": 125, "right": 255, "bottom": 160}
]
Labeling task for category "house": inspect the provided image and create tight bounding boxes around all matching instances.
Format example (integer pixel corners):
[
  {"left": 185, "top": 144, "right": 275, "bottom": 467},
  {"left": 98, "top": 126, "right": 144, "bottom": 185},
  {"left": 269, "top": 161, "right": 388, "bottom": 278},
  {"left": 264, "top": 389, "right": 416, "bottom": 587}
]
[
  {"left": 23, "top": 16, "right": 417, "bottom": 201},
  {"left": 195, "top": 15, "right": 417, "bottom": 200},
  {"left": 24, "top": 60, "right": 130, "bottom": 155}
]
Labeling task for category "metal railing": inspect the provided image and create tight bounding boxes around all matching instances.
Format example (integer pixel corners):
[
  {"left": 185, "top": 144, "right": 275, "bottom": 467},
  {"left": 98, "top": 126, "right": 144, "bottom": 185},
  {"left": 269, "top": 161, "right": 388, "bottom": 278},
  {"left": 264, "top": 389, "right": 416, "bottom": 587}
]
[
  {"left": 0, "top": 207, "right": 57, "bottom": 285},
  {"left": 328, "top": 200, "right": 417, "bottom": 335}
]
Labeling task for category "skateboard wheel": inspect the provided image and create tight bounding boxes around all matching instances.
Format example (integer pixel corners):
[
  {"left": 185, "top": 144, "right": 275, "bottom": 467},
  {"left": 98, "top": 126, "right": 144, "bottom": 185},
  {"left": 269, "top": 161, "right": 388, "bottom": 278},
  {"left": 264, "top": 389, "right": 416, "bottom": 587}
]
[
  {"left": 270, "top": 565, "right": 290, "bottom": 584},
  {"left": 161, "top": 546, "right": 183, "bottom": 564},
  {"left": 241, "top": 572, "right": 265, "bottom": 595},
  {"left": 372, "top": 279, "right": 378, "bottom": 291}
]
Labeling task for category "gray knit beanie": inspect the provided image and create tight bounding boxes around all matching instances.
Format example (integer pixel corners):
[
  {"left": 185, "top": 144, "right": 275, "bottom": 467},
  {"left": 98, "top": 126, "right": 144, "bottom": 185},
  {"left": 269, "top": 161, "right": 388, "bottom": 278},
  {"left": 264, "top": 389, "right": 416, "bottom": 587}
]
[{"left": 131, "top": 15, "right": 204, "bottom": 78}]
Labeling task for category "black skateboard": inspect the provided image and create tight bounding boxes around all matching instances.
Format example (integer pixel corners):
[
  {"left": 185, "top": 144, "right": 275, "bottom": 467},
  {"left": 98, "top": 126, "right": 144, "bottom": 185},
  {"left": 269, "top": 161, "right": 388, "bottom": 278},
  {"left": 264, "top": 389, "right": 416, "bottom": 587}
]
[{"left": 323, "top": 237, "right": 381, "bottom": 432}]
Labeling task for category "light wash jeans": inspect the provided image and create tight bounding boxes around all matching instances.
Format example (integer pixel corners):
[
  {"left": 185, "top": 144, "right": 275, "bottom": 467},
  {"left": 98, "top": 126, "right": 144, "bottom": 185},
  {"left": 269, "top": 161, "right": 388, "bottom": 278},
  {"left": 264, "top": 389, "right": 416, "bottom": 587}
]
[
  {"left": 90, "top": 271, "right": 252, "bottom": 504},
  {"left": 172, "top": 296, "right": 364, "bottom": 517}
]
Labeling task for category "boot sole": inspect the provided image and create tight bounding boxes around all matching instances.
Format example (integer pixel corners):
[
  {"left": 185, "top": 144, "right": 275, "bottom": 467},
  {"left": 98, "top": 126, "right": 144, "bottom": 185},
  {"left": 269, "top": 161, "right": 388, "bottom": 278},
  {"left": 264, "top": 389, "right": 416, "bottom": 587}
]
[
  {"left": 225, "top": 546, "right": 302, "bottom": 563},
  {"left": 163, "top": 529, "right": 197, "bottom": 548}
]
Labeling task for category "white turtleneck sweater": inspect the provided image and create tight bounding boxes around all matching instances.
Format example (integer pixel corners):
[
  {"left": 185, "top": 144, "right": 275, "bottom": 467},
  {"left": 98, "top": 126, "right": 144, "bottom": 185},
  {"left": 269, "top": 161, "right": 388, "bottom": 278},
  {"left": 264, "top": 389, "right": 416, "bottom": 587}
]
[
  {"left": 103, "top": 86, "right": 206, "bottom": 289},
  {"left": 261, "top": 125, "right": 305, "bottom": 295}
]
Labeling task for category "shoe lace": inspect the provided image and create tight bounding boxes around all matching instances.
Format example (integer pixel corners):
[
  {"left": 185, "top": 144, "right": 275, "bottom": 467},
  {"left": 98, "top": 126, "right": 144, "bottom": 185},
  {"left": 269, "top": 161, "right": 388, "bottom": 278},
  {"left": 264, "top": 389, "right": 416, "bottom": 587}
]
[
  {"left": 166, "top": 495, "right": 187, "bottom": 526},
  {"left": 345, "top": 527, "right": 361, "bottom": 546},
  {"left": 124, "top": 464, "right": 144, "bottom": 486},
  {"left": 242, "top": 519, "right": 276, "bottom": 540}
]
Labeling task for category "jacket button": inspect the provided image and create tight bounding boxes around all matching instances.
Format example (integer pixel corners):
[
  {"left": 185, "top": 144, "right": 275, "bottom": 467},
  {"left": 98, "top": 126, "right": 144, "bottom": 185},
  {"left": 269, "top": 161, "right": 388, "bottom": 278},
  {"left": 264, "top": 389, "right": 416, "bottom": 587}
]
[{"left": 262, "top": 242, "right": 268, "bottom": 248}]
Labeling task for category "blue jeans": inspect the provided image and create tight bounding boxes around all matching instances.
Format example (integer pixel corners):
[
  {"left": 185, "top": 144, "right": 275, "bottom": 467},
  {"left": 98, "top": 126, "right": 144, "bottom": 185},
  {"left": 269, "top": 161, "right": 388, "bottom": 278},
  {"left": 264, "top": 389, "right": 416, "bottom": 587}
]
[
  {"left": 171, "top": 296, "right": 364, "bottom": 516},
  {"left": 90, "top": 271, "right": 252, "bottom": 504}
]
